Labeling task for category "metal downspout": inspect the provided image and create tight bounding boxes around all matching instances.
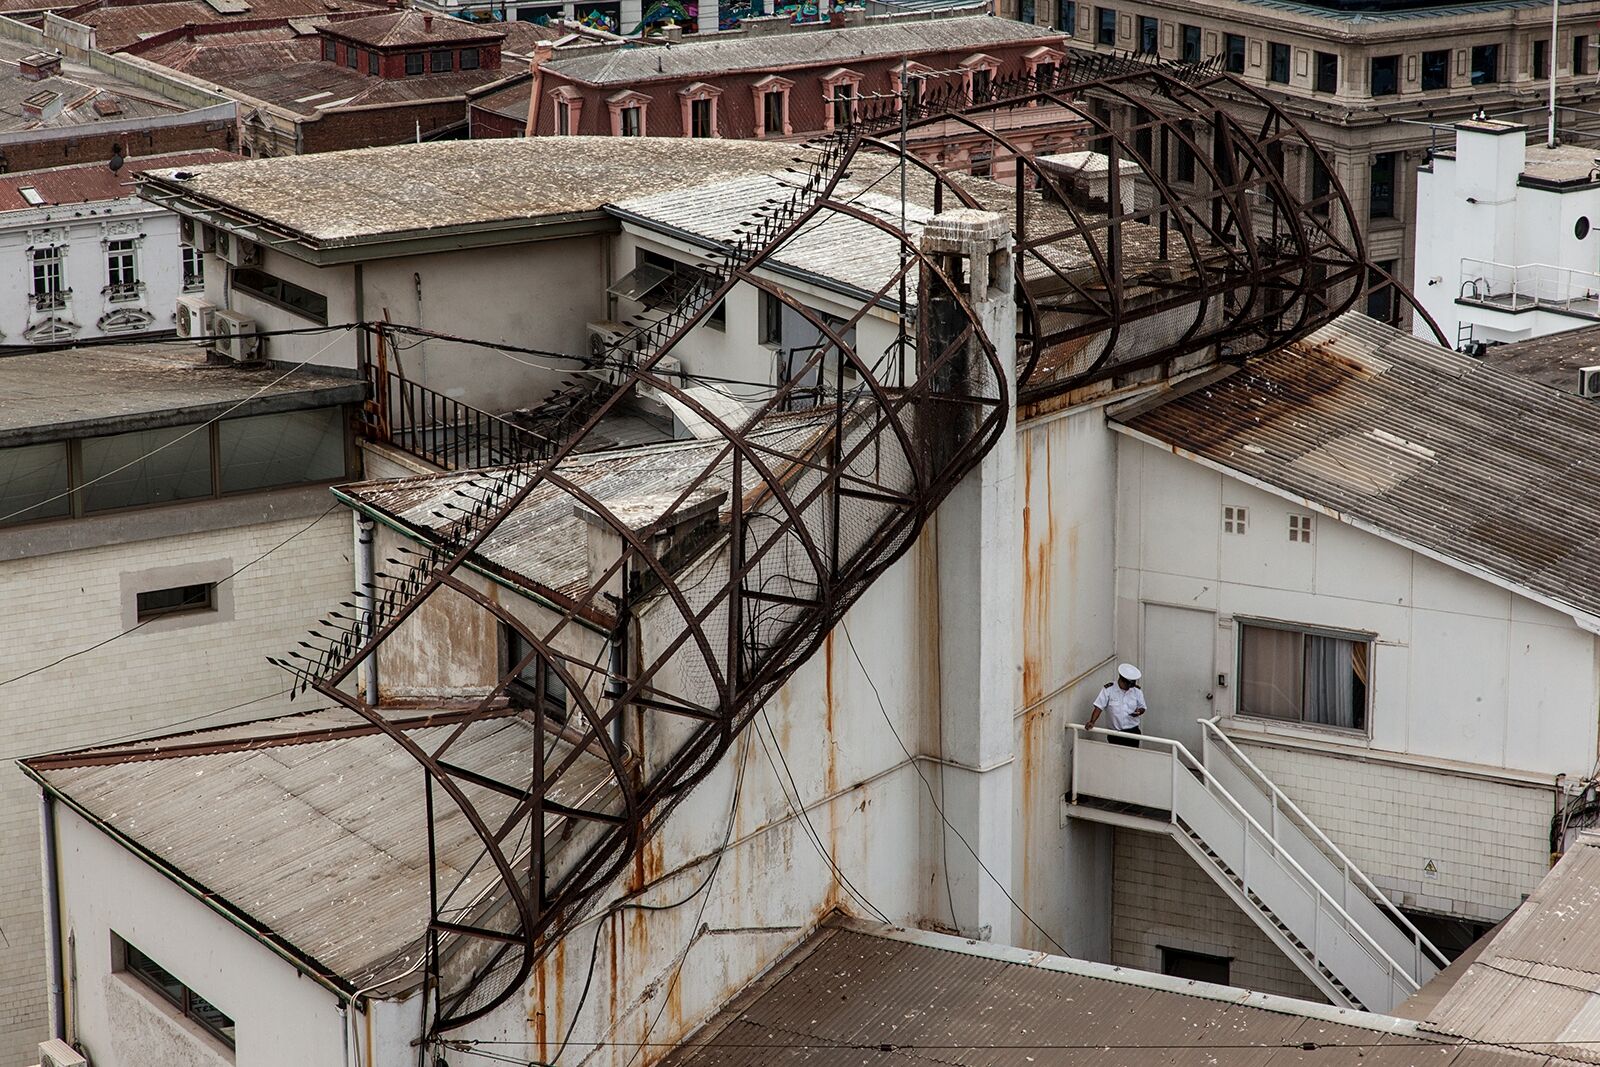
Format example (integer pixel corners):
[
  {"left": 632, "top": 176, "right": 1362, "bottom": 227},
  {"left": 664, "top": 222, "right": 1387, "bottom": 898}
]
[
  {"left": 40, "top": 792, "right": 65, "bottom": 1039},
  {"left": 356, "top": 513, "right": 379, "bottom": 702}
]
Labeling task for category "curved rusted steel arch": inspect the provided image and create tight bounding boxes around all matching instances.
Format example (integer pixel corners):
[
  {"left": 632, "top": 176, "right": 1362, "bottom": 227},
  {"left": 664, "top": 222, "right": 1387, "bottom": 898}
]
[
  {"left": 276, "top": 55, "right": 1385, "bottom": 1040},
  {"left": 835, "top": 59, "right": 1367, "bottom": 398}
]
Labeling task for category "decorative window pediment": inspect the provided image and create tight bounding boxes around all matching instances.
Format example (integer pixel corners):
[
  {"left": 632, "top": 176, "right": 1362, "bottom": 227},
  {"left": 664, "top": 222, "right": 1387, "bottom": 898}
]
[
  {"left": 98, "top": 307, "right": 154, "bottom": 334},
  {"left": 24, "top": 315, "right": 77, "bottom": 344}
]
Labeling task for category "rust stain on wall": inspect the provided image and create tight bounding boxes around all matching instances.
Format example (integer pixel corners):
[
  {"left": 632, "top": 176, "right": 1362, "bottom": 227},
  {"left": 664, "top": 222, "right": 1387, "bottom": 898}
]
[{"left": 1018, "top": 429, "right": 1057, "bottom": 930}]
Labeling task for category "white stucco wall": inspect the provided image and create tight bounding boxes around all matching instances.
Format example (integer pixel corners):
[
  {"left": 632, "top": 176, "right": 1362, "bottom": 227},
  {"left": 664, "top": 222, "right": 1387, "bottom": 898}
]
[
  {"left": 203, "top": 235, "right": 608, "bottom": 414},
  {"left": 1112, "top": 436, "right": 1590, "bottom": 920},
  {"left": 0, "top": 197, "right": 187, "bottom": 348},
  {"left": 0, "top": 499, "right": 352, "bottom": 1061},
  {"left": 52, "top": 804, "right": 350, "bottom": 1067},
  {"left": 1413, "top": 126, "right": 1600, "bottom": 349}
]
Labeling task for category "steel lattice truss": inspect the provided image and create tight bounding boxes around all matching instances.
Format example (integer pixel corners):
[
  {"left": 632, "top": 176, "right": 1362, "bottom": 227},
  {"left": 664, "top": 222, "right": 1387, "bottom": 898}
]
[{"left": 273, "top": 53, "right": 1371, "bottom": 1037}]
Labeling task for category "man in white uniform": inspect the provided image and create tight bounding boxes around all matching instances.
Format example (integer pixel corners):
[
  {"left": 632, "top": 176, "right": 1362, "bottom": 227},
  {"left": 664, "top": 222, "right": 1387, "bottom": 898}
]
[{"left": 1087, "top": 663, "right": 1147, "bottom": 746}]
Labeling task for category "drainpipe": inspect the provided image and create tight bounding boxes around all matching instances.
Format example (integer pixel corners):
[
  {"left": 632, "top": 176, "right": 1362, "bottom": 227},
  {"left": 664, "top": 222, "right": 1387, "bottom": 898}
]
[
  {"left": 526, "top": 42, "right": 552, "bottom": 137},
  {"left": 40, "top": 792, "right": 65, "bottom": 1039},
  {"left": 355, "top": 513, "right": 379, "bottom": 702}
]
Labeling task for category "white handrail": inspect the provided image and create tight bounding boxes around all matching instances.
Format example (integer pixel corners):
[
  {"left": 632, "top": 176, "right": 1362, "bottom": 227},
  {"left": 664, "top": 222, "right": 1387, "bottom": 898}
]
[
  {"left": 1067, "top": 724, "right": 1420, "bottom": 999},
  {"left": 1199, "top": 718, "right": 1449, "bottom": 971}
]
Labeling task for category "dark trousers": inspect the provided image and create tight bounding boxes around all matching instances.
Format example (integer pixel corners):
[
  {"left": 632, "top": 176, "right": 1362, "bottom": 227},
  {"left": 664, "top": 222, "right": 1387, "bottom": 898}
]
[{"left": 1108, "top": 727, "right": 1142, "bottom": 748}]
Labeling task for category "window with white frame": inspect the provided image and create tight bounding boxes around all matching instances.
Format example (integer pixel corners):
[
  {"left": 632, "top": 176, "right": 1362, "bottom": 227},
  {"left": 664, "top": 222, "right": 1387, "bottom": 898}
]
[
  {"left": 1222, "top": 504, "right": 1247, "bottom": 534},
  {"left": 31, "top": 246, "right": 64, "bottom": 309},
  {"left": 181, "top": 245, "right": 204, "bottom": 293},
  {"left": 106, "top": 238, "right": 138, "bottom": 300},
  {"left": 1238, "top": 620, "right": 1370, "bottom": 732},
  {"left": 1288, "top": 513, "right": 1314, "bottom": 543}
]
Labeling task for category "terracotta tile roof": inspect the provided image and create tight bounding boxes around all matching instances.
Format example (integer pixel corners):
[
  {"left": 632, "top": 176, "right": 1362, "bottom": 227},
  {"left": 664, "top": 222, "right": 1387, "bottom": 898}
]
[
  {"left": 321, "top": 10, "right": 507, "bottom": 47},
  {"left": 0, "top": 148, "right": 237, "bottom": 210},
  {"left": 136, "top": 30, "right": 509, "bottom": 115},
  {"left": 68, "top": 0, "right": 387, "bottom": 51}
]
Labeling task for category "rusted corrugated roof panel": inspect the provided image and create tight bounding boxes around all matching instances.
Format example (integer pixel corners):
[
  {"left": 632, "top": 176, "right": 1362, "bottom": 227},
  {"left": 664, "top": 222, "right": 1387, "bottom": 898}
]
[
  {"left": 341, "top": 415, "right": 829, "bottom": 612},
  {"left": 1113, "top": 311, "right": 1600, "bottom": 628},
  {"left": 665, "top": 922, "right": 1521, "bottom": 1067},
  {"left": 25, "top": 708, "right": 618, "bottom": 991},
  {"left": 1420, "top": 834, "right": 1600, "bottom": 1062}
]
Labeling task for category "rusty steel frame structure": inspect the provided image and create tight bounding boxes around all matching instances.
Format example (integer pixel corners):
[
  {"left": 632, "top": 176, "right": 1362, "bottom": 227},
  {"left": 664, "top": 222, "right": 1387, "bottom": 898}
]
[{"left": 274, "top": 52, "right": 1377, "bottom": 1040}]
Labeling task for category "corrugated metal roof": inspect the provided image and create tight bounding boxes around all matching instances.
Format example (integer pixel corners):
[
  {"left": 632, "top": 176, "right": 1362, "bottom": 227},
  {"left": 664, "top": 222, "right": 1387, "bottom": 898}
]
[
  {"left": 1421, "top": 834, "right": 1600, "bottom": 1062},
  {"left": 1113, "top": 311, "right": 1600, "bottom": 629},
  {"left": 545, "top": 17, "right": 1062, "bottom": 87},
  {"left": 664, "top": 921, "right": 1525, "bottom": 1067},
  {"left": 340, "top": 414, "right": 829, "bottom": 613},
  {"left": 26, "top": 706, "right": 619, "bottom": 990}
]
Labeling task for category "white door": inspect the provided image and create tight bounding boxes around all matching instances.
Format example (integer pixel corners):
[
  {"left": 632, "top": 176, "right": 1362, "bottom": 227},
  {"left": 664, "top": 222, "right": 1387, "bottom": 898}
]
[{"left": 1139, "top": 603, "right": 1216, "bottom": 753}]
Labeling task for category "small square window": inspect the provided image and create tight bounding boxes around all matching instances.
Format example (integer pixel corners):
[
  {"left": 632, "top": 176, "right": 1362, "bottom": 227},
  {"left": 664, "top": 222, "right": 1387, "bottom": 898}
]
[
  {"left": 1223, "top": 505, "right": 1248, "bottom": 534},
  {"left": 1289, "top": 514, "right": 1314, "bottom": 543},
  {"left": 136, "top": 583, "right": 216, "bottom": 622}
]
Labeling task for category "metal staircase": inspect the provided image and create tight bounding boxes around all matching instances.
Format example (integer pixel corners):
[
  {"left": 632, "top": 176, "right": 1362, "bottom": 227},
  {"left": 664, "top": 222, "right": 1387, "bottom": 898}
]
[{"left": 1065, "top": 722, "right": 1447, "bottom": 1012}]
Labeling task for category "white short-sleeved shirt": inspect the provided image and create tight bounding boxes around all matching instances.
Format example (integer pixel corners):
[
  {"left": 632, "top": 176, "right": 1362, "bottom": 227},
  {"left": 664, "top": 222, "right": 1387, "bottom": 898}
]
[{"left": 1093, "top": 683, "right": 1147, "bottom": 731}]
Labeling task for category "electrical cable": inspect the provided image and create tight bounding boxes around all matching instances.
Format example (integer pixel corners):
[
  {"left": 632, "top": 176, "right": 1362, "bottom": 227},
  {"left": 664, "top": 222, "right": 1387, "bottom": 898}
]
[
  {"left": 752, "top": 710, "right": 892, "bottom": 925},
  {"left": 839, "top": 618, "right": 1073, "bottom": 958},
  {"left": 561, "top": 732, "right": 755, "bottom": 1067},
  {"left": 448, "top": 1029, "right": 1600, "bottom": 1055},
  {"left": 0, "top": 329, "right": 354, "bottom": 525},
  {"left": 0, "top": 501, "right": 342, "bottom": 694}
]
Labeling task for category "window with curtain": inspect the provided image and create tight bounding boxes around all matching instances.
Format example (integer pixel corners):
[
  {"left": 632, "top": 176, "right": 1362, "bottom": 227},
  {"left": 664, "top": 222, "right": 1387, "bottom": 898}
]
[{"left": 1239, "top": 621, "right": 1370, "bottom": 731}]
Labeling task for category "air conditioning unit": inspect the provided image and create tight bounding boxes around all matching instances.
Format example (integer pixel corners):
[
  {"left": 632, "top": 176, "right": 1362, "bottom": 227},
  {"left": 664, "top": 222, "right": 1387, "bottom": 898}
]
[
  {"left": 586, "top": 320, "right": 638, "bottom": 384},
  {"left": 179, "top": 216, "right": 214, "bottom": 252},
  {"left": 212, "top": 309, "right": 262, "bottom": 363},
  {"left": 1582, "top": 366, "right": 1600, "bottom": 398},
  {"left": 653, "top": 354, "right": 682, "bottom": 381},
  {"left": 175, "top": 294, "right": 215, "bottom": 340},
  {"left": 213, "top": 230, "right": 262, "bottom": 268},
  {"left": 38, "top": 1039, "right": 87, "bottom": 1067}
]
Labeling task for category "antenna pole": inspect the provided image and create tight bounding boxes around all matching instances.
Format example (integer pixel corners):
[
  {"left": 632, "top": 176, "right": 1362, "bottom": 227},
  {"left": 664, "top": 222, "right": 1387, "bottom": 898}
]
[{"left": 1550, "top": 0, "right": 1560, "bottom": 148}]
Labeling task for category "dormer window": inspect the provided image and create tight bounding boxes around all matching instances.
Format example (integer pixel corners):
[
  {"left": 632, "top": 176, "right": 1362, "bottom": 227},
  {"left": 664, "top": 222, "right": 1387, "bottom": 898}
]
[
  {"left": 607, "top": 89, "right": 650, "bottom": 136},
  {"left": 551, "top": 85, "right": 584, "bottom": 134},
  {"left": 819, "top": 68, "right": 862, "bottom": 132},
  {"left": 322, "top": 37, "right": 336, "bottom": 61},
  {"left": 405, "top": 52, "right": 423, "bottom": 75},
  {"left": 751, "top": 74, "right": 793, "bottom": 138},
  {"left": 1025, "top": 46, "right": 1064, "bottom": 89},
  {"left": 678, "top": 82, "right": 722, "bottom": 138},
  {"left": 430, "top": 49, "right": 452, "bottom": 72},
  {"left": 962, "top": 54, "right": 1001, "bottom": 100},
  {"left": 889, "top": 62, "right": 930, "bottom": 111},
  {"left": 459, "top": 47, "right": 479, "bottom": 69}
]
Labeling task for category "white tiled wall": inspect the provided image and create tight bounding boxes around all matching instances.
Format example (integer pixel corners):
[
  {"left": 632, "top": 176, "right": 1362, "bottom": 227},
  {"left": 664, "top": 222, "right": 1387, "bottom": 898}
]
[
  {"left": 0, "top": 507, "right": 350, "bottom": 1063},
  {"left": 1236, "top": 742, "right": 1555, "bottom": 923},
  {"left": 1111, "top": 828, "right": 1328, "bottom": 1003}
]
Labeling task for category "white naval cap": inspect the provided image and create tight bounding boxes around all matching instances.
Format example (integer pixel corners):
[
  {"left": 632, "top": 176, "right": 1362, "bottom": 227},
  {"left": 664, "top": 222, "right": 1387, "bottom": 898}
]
[{"left": 1117, "top": 662, "right": 1142, "bottom": 682}]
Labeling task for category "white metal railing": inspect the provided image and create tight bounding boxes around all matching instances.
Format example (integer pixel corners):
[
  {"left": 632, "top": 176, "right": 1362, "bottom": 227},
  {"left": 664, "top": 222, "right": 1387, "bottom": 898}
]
[
  {"left": 1458, "top": 258, "right": 1600, "bottom": 316},
  {"left": 1066, "top": 724, "right": 1422, "bottom": 1012},
  {"left": 1199, "top": 718, "right": 1448, "bottom": 984}
]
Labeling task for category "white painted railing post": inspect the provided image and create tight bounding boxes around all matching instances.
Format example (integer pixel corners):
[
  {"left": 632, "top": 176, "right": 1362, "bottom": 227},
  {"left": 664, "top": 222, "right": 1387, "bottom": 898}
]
[
  {"left": 1069, "top": 728, "right": 1079, "bottom": 805},
  {"left": 1169, "top": 742, "right": 1179, "bottom": 824}
]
